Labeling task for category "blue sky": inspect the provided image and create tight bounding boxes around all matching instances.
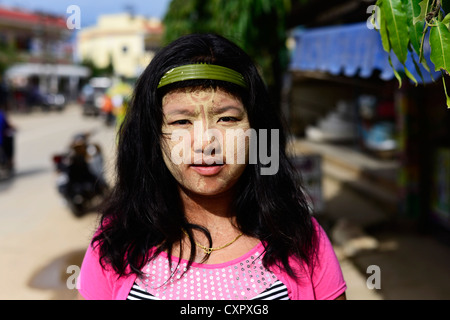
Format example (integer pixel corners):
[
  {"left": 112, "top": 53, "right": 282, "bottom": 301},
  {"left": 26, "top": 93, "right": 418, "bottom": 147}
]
[{"left": 0, "top": 0, "right": 171, "bottom": 27}]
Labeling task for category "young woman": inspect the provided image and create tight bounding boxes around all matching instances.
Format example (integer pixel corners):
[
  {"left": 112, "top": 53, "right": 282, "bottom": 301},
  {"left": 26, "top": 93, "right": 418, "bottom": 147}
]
[{"left": 77, "top": 33, "right": 346, "bottom": 300}]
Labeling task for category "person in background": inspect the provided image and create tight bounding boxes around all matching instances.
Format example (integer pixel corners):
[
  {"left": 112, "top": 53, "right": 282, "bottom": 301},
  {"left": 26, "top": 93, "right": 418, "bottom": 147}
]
[
  {"left": 0, "top": 108, "right": 6, "bottom": 163},
  {"left": 106, "top": 77, "right": 133, "bottom": 130},
  {"left": 0, "top": 76, "right": 15, "bottom": 176},
  {"left": 101, "top": 95, "right": 115, "bottom": 127}
]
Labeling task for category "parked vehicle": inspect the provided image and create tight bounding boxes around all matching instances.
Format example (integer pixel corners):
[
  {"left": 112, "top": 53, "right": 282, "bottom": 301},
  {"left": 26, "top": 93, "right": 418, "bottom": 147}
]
[
  {"left": 52, "top": 132, "right": 109, "bottom": 217},
  {"left": 44, "top": 93, "right": 66, "bottom": 112},
  {"left": 26, "top": 86, "right": 66, "bottom": 112},
  {"left": 79, "top": 77, "right": 112, "bottom": 117}
]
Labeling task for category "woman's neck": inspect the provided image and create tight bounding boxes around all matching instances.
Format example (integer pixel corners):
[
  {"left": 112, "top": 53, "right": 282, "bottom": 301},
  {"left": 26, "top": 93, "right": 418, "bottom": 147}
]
[
  {"left": 173, "top": 186, "right": 260, "bottom": 264},
  {"left": 179, "top": 186, "right": 237, "bottom": 234}
]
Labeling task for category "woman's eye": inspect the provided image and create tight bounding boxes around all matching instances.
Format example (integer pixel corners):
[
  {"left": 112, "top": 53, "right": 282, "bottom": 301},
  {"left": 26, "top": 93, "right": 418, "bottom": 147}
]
[
  {"left": 171, "top": 119, "right": 191, "bottom": 125},
  {"left": 219, "top": 117, "right": 238, "bottom": 123}
]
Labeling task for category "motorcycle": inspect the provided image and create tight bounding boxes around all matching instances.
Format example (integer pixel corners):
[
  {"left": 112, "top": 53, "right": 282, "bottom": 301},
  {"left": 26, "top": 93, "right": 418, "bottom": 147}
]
[{"left": 52, "top": 132, "right": 109, "bottom": 217}]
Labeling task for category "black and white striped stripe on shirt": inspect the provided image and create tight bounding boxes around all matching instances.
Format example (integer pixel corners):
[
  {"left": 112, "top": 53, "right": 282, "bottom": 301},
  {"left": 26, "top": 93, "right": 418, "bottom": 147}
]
[
  {"left": 127, "top": 280, "right": 289, "bottom": 300},
  {"left": 251, "top": 280, "right": 289, "bottom": 300}
]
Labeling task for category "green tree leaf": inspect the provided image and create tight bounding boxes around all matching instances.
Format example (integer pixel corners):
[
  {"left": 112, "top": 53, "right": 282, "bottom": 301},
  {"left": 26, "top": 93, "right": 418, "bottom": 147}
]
[
  {"left": 378, "top": 0, "right": 403, "bottom": 86},
  {"left": 429, "top": 20, "right": 450, "bottom": 72},
  {"left": 413, "top": 0, "right": 431, "bottom": 24},
  {"left": 430, "top": 20, "right": 450, "bottom": 108},
  {"left": 380, "top": 0, "right": 410, "bottom": 64},
  {"left": 444, "top": 79, "right": 450, "bottom": 108},
  {"left": 378, "top": 1, "right": 392, "bottom": 52},
  {"left": 402, "top": 0, "right": 424, "bottom": 55},
  {"left": 443, "top": 13, "right": 450, "bottom": 28}
]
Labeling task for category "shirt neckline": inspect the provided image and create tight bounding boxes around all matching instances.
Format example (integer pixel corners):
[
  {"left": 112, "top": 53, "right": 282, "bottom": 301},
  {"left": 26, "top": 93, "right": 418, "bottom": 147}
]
[{"left": 157, "top": 241, "right": 265, "bottom": 269}]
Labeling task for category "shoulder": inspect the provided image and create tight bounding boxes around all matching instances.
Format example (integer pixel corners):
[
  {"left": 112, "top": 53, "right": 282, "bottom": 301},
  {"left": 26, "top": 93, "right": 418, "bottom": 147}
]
[
  {"left": 77, "top": 241, "right": 114, "bottom": 299},
  {"left": 273, "top": 216, "right": 347, "bottom": 300},
  {"left": 311, "top": 217, "right": 347, "bottom": 299},
  {"left": 78, "top": 235, "right": 135, "bottom": 300}
]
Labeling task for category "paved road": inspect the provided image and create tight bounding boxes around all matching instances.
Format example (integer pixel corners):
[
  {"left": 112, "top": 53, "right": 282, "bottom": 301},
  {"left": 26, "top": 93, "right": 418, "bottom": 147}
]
[{"left": 0, "top": 104, "right": 117, "bottom": 299}]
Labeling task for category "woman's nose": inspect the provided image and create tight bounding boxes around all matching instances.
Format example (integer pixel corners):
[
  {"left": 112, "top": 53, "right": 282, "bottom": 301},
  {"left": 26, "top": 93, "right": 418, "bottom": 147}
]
[{"left": 192, "top": 121, "right": 222, "bottom": 154}]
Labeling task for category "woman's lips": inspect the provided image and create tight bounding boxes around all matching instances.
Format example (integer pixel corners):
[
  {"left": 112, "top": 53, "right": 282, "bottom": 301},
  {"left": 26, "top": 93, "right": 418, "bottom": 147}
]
[{"left": 190, "top": 163, "right": 224, "bottom": 176}]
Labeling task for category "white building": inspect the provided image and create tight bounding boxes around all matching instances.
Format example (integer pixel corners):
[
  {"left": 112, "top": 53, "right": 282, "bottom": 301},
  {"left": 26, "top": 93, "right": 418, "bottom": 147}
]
[{"left": 77, "top": 13, "right": 163, "bottom": 78}]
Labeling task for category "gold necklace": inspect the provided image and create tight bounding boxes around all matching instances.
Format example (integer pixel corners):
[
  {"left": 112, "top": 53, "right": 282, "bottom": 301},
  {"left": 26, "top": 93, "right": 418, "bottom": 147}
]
[{"left": 181, "top": 228, "right": 243, "bottom": 255}]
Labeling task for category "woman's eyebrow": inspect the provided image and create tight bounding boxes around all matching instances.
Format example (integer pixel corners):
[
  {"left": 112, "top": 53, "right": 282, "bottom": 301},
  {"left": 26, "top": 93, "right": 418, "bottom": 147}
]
[
  {"left": 211, "top": 105, "right": 244, "bottom": 115},
  {"left": 165, "top": 108, "right": 197, "bottom": 117}
]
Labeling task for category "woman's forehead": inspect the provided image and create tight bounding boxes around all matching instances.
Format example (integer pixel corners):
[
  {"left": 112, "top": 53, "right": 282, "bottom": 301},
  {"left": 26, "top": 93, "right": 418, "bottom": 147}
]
[{"left": 162, "top": 87, "right": 243, "bottom": 111}]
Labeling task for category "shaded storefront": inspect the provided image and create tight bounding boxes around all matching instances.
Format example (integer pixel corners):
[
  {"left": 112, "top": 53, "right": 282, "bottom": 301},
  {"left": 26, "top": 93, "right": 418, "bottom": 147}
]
[
  {"left": 5, "top": 63, "right": 90, "bottom": 98},
  {"left": 288, "top": 22, "right": 450, "bottom": 234}
]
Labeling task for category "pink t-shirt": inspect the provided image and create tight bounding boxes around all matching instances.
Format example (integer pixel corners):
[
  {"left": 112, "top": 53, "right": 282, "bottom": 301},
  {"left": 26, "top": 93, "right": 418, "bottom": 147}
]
[
  {"left": 78, "top": 218, "right": 346, "bottom": 300},
  {"left": 130, "top": 242, "right": 284, "bottom": 300}
]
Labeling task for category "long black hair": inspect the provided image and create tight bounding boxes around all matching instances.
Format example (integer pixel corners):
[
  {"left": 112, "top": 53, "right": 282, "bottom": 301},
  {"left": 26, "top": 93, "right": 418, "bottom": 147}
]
[{"left": 93, "top": 33, "right": 318, "bottom": 280}]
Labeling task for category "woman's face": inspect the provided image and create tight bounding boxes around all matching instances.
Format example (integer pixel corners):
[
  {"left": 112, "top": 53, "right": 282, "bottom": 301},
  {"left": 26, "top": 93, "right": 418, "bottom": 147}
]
[{"left": 161, "top": 87, "right": 251, "bottom": 196}]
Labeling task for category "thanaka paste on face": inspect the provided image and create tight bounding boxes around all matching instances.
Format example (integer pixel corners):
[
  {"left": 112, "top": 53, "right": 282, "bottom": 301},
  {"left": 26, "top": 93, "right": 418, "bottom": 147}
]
[{"left": 161, "top": 88, "right": 250, "bottom": 196}]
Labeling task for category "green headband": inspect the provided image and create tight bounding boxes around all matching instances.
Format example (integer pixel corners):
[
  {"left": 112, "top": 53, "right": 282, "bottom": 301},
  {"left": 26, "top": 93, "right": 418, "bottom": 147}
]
[{"left": 157, "top": 64, "right": 247, "bottom": 89}]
